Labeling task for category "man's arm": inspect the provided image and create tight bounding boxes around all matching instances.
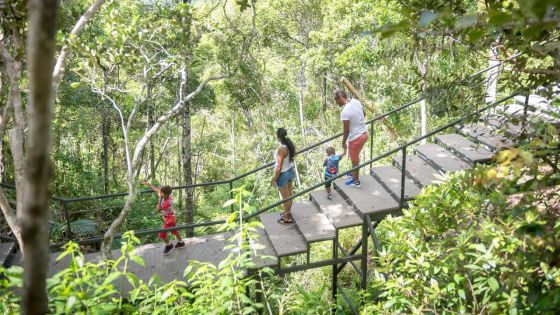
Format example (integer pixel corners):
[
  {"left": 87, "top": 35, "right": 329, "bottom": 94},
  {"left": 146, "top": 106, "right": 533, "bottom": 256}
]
[{"left": 342, "top": 120, "right": 350, "bottom": 149}]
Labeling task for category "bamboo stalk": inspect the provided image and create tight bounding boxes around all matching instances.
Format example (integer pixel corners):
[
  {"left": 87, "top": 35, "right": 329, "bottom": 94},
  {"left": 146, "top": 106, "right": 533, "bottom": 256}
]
[{"left": 341, "top": 76, "right": 399, "bottom": 140}]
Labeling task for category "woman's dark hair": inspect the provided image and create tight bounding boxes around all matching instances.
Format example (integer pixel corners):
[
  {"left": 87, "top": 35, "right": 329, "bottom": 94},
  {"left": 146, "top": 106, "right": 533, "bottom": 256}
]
[
  {"left": 160, "top": 185, "right": 172, "bottom": 196},
  {"left": 276, "top": 128, "right": 295, "bottom": 162}
]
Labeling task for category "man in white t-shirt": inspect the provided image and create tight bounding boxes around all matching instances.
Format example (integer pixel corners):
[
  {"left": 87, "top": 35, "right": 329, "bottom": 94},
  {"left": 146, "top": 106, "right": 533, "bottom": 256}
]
[{"left": 335, "top": 91, "right": 368, "bottom": 188}]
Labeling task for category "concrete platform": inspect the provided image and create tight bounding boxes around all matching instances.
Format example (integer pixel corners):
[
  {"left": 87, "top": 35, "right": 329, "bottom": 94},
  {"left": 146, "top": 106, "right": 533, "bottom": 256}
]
[{"left": 49, "top": 232, "right": 234, "bottom": 288}]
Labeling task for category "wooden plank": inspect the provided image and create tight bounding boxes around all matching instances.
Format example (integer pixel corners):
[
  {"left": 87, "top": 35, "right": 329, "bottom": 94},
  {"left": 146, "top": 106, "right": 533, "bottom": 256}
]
[
  {"left": 310, "top": 191, "right": 362, "bottom": 229},
  {"left": 458, "top": 123, "right": 514, "bottom": 151},
  {"left": 334, "top": 175, "right": 400, "bottom": 221},
  {"left": 259, "top": 212, "right": 307, "bottom": 258},
  {"left": 290, "top": 200, "right": 336, "bottom": 243},
  {"left": 393, "top": 154, "right": 442, "bottom": 187},
  {"left": 250, "top": 227, "right": 278, "bottom": 269},
  {"left": 414, "top": 143, "right": 471, "bottom": 173},
  {"left": 0, "top": 242, "right": 15, "bottom": 267},
  {"left": 435, "top": 133, "right": 494, "bottom": 164},
  {"left": 370, "top": 166, "right": 422, "bottom": 201}
]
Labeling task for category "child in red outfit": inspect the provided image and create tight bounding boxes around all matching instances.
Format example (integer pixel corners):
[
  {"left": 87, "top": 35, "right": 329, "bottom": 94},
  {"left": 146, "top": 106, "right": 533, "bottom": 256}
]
[{"left": 144, "top": 181, "right": 186, "bottom": 255}]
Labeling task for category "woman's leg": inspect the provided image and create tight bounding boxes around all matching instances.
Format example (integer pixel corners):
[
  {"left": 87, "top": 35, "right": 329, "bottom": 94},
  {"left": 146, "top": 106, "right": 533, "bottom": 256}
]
[
  {"left": 287, "top": 180, "right": 294, "bottom": 216},
  {"left": 278, "top": 184, "right": 293, "bottom": 221}
]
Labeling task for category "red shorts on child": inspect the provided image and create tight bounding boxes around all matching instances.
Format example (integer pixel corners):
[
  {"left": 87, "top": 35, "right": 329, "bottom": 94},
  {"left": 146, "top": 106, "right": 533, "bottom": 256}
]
[{"left": 159, "top": 215, "right": 179, "bottom": 239}]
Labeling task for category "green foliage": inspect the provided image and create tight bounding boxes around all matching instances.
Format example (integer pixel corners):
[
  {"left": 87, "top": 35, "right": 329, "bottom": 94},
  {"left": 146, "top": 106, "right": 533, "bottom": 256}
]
[
  {"left": 366, "top": 160, "right": 560, "bottom": 314},
  {"left": 0, "top": 190, "right": 280, "bottom": 314},
  {"left": 51, "top": 218, "right": 98, "bottom": 238}
]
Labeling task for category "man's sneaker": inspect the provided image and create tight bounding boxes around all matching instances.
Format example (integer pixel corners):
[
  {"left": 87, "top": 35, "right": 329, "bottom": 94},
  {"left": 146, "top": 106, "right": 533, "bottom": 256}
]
[
  {"left": 349, "top": 180, "right": 361, "bottom": 188},
  {"left": 344, "top": 178, "right": 355, "bottom": 186},
  {"left": 163, "top": 244, "right": 174, "bottom": 255},
  {"left": 346, "top": 172, "right": 353, "bottom": 178},
  {"left": 175, "top": 241, "right": 186, "bottom": 249}
]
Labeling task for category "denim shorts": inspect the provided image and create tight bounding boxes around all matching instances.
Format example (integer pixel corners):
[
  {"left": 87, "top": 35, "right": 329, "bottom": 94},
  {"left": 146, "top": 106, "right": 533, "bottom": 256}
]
[{"left": 276, "top": 167, "right": 296, "bottom": 188}]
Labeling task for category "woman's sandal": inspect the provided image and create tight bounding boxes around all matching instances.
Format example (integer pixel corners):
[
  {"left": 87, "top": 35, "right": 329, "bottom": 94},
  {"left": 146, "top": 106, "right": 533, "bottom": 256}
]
[{"left": 277, "top": 213, "right": 294, "bottom": 225}]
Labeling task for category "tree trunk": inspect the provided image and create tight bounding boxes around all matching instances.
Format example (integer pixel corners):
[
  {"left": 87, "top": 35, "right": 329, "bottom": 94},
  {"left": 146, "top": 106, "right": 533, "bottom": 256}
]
[
  {"left": 21, "top": 1, "right": 58, "bottom": 314},
  {"left": 102, "top": 107, "right": 110, "bottom": 194},
  {"left": 485, "top": 43, "right": 500, "bottom": 104},
  {"left": 415, "top": 44, "right": 429, "bottom": 144},
  {"left": 297, "top": 63, "right": 306, "bottom": 137},
  {"left": 101, "top": 190, "right": 136, "bottom": 259},
  {"left": 322, "top": 75, "right": 327, "bottom": 112},
  {"left": 181, "top": 80, "right": 194, "bottom": 237}
]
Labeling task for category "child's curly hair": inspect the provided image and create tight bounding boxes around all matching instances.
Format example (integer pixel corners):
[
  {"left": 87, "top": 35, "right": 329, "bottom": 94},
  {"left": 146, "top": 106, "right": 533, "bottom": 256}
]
[{"left": 160, "top": 185, "right": 172, "bottom": 196}]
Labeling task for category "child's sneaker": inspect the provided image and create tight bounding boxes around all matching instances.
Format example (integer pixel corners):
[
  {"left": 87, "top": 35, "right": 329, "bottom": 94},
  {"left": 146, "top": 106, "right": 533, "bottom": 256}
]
[
  {"left": 344, "top": 178, "right": 355, "bottom": 186},
  {"left": 326, "top": 193, "right": 332, "bottom": 200},
  {"left": 348, "top": 180, "right": 361, "bottom": 188},
  {"left": 163, "top": 244, "right": 174, "bottom": 255},
  {"left": 175, "top": 241, "right": 186, "bottom": 249}
]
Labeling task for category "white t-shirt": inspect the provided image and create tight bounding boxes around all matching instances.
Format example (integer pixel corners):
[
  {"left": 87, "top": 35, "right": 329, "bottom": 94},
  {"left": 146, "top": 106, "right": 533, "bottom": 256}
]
[{"left": 340, "top": 99, "right": 367, "bottom": 141}]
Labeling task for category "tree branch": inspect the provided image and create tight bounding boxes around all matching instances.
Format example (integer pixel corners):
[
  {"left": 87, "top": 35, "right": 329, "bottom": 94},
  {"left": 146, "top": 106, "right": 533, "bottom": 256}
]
[
  {"left": 515, "top": 67, "right": 560, "bottom": 77},
  {"left": 51, "top": 0, "right": 106, "bottom": 97}
]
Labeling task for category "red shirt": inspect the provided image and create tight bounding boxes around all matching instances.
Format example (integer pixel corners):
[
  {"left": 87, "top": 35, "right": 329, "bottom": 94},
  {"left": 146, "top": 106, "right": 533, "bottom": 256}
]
[{"left": 160, "top": 195, "right": 175, "bottom": 222}]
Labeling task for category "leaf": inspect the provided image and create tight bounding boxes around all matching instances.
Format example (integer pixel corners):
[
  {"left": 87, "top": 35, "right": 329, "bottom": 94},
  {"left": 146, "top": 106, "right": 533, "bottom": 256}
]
[
  {"left": 488, "top": 277, "right": 499, "bottom": 292},
  {"left": 131, "top": 255, "right": 145, "bottom": 267},
  {"left": 223, "top": 199, "right": 236, "bottom": 208}
]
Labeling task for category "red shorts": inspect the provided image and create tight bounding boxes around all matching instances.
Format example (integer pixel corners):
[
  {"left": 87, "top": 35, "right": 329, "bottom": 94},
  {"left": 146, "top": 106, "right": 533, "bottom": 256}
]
[
  {"left": 349, "top": 132, "right": 368, "bottom": 163},
  {"left": 159, "top": 215, "right": 179, "bottom": 239}
]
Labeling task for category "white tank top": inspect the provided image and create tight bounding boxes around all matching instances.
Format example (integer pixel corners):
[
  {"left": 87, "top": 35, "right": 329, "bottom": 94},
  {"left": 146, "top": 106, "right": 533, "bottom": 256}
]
[{"left": 274, "top": 145, "right": 294, "bottom": 172}]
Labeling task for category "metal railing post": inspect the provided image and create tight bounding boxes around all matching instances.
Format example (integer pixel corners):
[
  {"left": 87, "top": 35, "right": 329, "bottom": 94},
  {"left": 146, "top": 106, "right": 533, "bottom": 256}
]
[
  {"left": 62, "top": 200, "right": 72, "bottom": 240},
  {"left": 361, "top": 220, "right": 368, "bottom": 290},
  {"left": 400, "top": 147, "right": 407, "bottom": 209},
  {"left": 369, "top": 121, "right": 374, "bottom": 172}
]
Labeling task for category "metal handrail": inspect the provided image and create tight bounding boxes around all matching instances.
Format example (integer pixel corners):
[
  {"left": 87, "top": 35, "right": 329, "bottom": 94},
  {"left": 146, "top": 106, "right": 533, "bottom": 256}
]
[
  {"left": 0, "top": 53, "right": 519, "bottom": 204},
  {"left": 58, "top": 92, "right": 517, "bottom": 247}
]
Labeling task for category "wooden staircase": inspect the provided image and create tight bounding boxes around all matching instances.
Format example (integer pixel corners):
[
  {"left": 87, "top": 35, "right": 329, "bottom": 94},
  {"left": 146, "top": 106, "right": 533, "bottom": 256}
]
[{"left": 44, "top": 98, "right": 559, "bottom": 292}]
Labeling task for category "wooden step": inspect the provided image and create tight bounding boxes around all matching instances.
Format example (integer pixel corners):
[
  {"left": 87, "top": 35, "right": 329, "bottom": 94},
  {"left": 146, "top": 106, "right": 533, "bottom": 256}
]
[
  {"left": 250, "top": 227, "right": 278, "bottom": 269},
  {"left": 334, "top": 175, "right": 400, "bottom": 222},
  {"left": 457, "top": 123, "right": 514, "bottom": 151},
  {"left": 435, "top": 133, "right": 494, "bottom": 164},
  {"left": 393, "top": 154, "right": 442, "bottom": 187},
  {"left": 290, "top": 200, "right": 336, "bottom": 243},
  {"left": 370, "top": 166, "right": 422, "bottom": 201},
  {"left": 310, "top": 191, "right": 362, "bottom": 229},
  {"left": 415, "top": 144, "right": 471, "bottom": 173},
  {"left": 259, "top": 212, "right": 307, "bottom": 258},
  {"left": 0, "top": 242, "right": 15, "bottom": 267},
  {"left": 483, "top": 113, "right": 534, "bottom": 137}
]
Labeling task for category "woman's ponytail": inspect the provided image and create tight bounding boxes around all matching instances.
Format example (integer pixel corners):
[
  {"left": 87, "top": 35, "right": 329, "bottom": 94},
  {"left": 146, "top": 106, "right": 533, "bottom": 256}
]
[{"left": 276, "top": 128, "right": 295, "bottom": 162}]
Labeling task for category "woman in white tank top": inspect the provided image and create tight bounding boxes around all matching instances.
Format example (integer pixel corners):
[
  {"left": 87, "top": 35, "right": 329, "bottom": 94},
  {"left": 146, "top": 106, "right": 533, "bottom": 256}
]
[{"left": 271, "top": 128, "right": 296, "bottom": 224}]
